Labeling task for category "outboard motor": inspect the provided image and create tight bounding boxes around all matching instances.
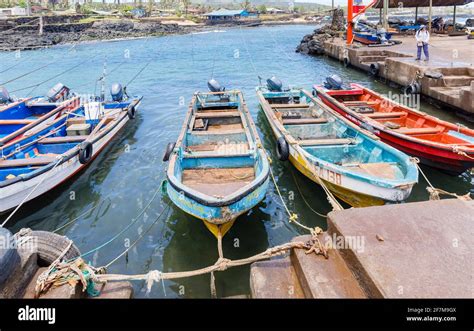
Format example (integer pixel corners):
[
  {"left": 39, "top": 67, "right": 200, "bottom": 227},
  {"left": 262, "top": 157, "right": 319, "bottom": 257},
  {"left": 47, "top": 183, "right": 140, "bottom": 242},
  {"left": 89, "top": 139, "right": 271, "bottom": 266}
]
[
  {"left": 266, "top": 76, "right": 283, "bottom": 92},
  {"left": 207, "top": 79, "right": 225, "bottom": 92},
  {"left": 47, "top": 83, "right": 71, "bottom": 102},
  {"left": 324, "top": 75, "right": 343, "bottom": 90},
  {"left": 110, "top": 83, "right": 124, "bottom": 102},
  {"left": 0, "top": 86, "right": 12, "bottom": 104}
]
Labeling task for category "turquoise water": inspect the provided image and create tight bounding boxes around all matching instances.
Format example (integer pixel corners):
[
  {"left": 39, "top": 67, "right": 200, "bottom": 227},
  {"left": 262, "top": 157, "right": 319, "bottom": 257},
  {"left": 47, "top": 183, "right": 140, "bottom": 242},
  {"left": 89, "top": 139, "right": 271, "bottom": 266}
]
[{"left": 1, "top": 25, "right": 473, "bottom": 298}]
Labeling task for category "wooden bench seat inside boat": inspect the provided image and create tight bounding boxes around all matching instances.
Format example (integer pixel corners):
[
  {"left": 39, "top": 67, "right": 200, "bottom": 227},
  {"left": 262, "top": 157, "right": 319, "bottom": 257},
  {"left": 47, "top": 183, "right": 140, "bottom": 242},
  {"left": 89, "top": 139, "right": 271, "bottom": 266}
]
[
  {"left": 186, "top": 142, "right": 249, "bottom": 153},
  {"left": 195, "top": 111, "right": 240, "bottom": 119},
  {"left": 0, "top": 156, "right": 57, "bottom": 168},
  {"left": 343, "top": 101, "right": 378, "bottom": 106},
  {"left": 0, "top": 119, "right": 35, "bottom": 125},
  {"left": 271, "top": 104, "right": 309, "bottom": 109},
  {"left": 182, "top": 167, "right": 255, "bottom": 198},
  {"left": 345, "top": 162, "right": 399, "bottom": 180},
  {"left": 299, "top": 138, "right": 354, "bottom": 146},
  {"left": 393, "top": 127, "right": 443, "bottom": 135},
  {"left": 40, "top": 135, "right": 88, "bottom": 144},
  {"left": 365, "top": 111, "right": 406, "bottom": 119},
  {"left": 192, "top": 123, "right": 244, "bottom": 134},
  {"left": 282, "top": 118, "right": 328, "bottom": 125}
]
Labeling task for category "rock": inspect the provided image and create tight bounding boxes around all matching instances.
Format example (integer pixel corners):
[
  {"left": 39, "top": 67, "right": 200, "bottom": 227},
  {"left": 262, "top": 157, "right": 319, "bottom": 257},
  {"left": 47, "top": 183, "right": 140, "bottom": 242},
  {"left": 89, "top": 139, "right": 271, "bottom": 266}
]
[{"left": 296, "top": 8, "right": 345, "bottom": 56}]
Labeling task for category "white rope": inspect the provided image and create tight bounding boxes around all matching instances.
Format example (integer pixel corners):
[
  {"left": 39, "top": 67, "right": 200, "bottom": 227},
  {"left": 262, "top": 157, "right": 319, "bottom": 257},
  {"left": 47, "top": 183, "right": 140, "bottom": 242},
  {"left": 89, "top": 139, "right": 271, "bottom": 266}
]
[{"left": 1, "top": 156, "right": 64, "bottom": 227}]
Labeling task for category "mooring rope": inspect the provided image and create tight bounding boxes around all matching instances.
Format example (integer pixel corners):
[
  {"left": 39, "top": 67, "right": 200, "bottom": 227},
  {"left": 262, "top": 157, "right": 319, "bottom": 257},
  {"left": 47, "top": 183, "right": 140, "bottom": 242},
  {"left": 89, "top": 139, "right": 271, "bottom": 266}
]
[
  {"left": 34, "top": 235, "right": 327, "bottom": 298},
  {"left": 73, "top": 183, "right": 163, "bottom": 260},
  {"left": 290, "top": 167, "right": 328, "bottom": 218},
  {"left": 411, "top": 157, "right": 472, "bottom": 201}
]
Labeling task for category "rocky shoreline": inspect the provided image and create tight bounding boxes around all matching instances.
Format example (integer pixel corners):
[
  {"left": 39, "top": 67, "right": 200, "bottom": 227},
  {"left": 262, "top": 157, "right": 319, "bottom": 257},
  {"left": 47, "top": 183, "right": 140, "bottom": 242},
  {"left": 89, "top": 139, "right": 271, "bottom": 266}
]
[
  {"left": 295, "top": 8, "right": 345, "bottom": 56},
  {"left": 0, "top": 19, "right": 201, "bottom": 51},
  {"left": 0, "top": 16, "right": 319, "bottom": 52}
]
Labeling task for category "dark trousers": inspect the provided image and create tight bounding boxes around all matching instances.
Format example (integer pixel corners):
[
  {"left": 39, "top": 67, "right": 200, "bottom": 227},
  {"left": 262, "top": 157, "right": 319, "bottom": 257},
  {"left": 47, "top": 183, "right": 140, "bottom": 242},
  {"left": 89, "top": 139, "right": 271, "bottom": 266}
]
[{"left": 417, "top": 43, "right": 429, "bottom": 60}]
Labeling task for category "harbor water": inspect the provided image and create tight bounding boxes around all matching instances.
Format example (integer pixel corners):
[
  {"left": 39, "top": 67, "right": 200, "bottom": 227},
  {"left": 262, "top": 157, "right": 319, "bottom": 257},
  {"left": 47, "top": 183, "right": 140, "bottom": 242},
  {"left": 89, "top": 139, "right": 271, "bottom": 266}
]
[{"left": 1, "top": 25, "right": 473, "bottom": 298}]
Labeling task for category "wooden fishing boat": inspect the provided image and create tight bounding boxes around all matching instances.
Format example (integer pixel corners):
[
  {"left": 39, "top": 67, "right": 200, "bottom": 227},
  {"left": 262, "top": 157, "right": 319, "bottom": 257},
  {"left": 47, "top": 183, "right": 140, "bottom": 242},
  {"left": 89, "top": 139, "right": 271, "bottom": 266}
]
[
  {"left": 0, "top": 85, "right": 142, "bottom": 213},
  {"left": 314, "top": 82, "right": 474, "bottom": 174},
  {"left": 164, "top": 88, "right": 270, "bottom": 238},
  {"left": 257, "top": 82, "right": 418, "bottom": 207}
]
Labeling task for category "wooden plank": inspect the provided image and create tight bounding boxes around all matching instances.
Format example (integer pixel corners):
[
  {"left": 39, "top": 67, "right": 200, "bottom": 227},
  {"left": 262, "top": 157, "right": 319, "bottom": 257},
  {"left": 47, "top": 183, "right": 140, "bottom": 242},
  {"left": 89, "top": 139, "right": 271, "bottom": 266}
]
[
  {"left": 393, "top": 127, "right": 443, "bottom": 135},
  {"left": 283, "top": 118, "right": 328, "bottom": 125},
  {"left": 195, "top": 111, "right": 240, "bottom": 119},
  {"left": 0, "top": 119, "right": 35, "bottom": 125},
  {"left": 298, "top": 138, "right": 354, "bottom": 146},
  {"left": 271, "top": 104, "right": 310, "bottom": 109},
  {"left": 40, "top": 135, "right": 88, "bottom": 144},
  {"left": 365, "top": 111, "right": 407, "bottom": 119},
  {"left": 191, "top": 128, "right": 245, "bottom": 135},
  {"left": 0, "top": 156, "right": 57, "bottom": 168},
  {"left": 343, "top": 101, "right": 378, "bottom": 106}
]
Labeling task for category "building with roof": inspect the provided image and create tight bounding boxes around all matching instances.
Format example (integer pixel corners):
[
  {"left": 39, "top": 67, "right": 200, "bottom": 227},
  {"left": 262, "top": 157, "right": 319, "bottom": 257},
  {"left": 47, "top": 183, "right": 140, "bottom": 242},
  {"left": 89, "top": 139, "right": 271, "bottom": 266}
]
[{"left": 204, "top": 9, "right": 250, "bottom": 22}]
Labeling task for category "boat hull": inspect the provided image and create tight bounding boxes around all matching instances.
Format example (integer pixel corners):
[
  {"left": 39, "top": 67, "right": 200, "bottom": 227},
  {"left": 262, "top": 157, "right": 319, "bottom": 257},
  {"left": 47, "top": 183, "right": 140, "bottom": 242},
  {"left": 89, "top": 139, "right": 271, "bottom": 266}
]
[
  {"left": 165, "top": 176, "right": 270, "bottom": 238},
  {"left": 317, "top": 92, "right": 474, "bottom": 174},
  {"left": 0, "top": 112, "right": 130, "bottom": 214},
  {"left": 257, "top": 89, "right": 416, "bottom": 207}
]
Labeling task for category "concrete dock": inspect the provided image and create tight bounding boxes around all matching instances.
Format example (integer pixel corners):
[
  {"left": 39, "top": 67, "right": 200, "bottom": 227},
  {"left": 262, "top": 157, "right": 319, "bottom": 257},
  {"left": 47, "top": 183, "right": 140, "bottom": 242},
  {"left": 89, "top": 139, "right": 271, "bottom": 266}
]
[
  {"left": 250, "top": 199, "right": 473, "bottom": 298},
  {"left": 319, "top": 35, "right": 474, "bottom": 115}
]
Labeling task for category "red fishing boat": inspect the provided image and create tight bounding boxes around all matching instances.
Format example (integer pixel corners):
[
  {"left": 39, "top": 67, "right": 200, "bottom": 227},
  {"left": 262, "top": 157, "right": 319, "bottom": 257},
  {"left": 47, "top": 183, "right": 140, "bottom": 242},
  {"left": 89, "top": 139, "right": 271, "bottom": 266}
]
[{"left": 314, "top": 80, "right": 474, "bottom": 174}]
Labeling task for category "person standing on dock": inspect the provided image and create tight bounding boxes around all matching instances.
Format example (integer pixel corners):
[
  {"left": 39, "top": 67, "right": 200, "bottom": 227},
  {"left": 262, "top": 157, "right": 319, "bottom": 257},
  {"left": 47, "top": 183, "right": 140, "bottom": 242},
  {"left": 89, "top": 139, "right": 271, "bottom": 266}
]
[{"left": 415, "top": 25, "right": 430, "bottom": 61}]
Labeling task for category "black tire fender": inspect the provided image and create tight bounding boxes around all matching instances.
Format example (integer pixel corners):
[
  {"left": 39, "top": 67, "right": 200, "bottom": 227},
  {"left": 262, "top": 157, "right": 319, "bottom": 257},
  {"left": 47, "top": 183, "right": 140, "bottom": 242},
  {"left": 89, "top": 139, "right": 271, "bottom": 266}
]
[
  {"left": 163, "top": 142, "right": 176, "bottom": 162},
  {"left": 29, "top": 230, "right": 80, "bottom": 266},
  {"left": 343, "top": 57, "right": 350, "bottom": 67},
  {"left": 0, "top": 228, "right": 20, "bottom": 286},
  {"left": 369, "top": 63, "right": 379, "bottom": 76},
  {"left": 276, "top": 136, "right": 289, "bottom": 161},
  {"left": 127, "top": 106, "right": 136, "bottom": 120},
  {"left": 79, "top": 141, "right": 93, "bottom": 165}
]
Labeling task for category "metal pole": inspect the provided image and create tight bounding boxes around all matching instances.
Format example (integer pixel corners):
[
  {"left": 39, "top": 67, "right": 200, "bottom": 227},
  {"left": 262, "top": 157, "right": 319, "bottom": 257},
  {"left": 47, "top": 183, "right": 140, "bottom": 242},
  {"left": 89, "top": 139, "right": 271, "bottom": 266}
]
[
  {"left": 453, "top": 5, "right": 456, "bottom": 27},
  {"left": 347, "top": 0, "right": 353, "bottom": 45},
  {"left": 383, "top": 0, "right": 388, "bottom": 30},
  {"left": 39, "top": 15, "right": 43, "bottom": 36},
  {"left": 428, "top": 0, "right": 432, "bottom": 31},
  {"left": 332, "top": 0, "right": 334, "bottom": 10},
  {"left": 415, "top": 6, "right": 418, "bottom": 23}
]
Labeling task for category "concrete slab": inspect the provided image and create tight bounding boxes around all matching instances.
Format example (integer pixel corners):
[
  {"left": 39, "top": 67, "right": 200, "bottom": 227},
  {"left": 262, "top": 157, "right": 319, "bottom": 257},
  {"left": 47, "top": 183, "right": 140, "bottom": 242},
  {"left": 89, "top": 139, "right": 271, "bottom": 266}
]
[
  {"left": 250, "top": 256, "right": 305, "bottom": 298},
  {"left": 328, "top": 199, "right": 474, "bottom": 298},
  {"left": 291, "top": 235, "right": 366, "bottom": 298}
]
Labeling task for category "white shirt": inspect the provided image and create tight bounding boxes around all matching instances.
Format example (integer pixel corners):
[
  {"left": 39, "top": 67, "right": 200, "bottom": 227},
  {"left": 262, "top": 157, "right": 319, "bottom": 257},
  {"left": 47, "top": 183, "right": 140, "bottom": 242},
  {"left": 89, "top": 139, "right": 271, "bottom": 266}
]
[{"left": 416, "top": 30, "right": 430, "bottom": 44}]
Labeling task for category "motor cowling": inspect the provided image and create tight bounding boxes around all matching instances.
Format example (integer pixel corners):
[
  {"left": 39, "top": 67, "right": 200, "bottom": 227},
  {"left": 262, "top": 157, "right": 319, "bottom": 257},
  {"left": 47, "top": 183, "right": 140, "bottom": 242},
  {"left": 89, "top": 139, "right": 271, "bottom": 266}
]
[
  {"left": 207, "top": 79, "right": 225, "bottom": 92},
  {"left": 324, "top": 75, "right": 343, "bottom": 90},
  {"left": 266, "top": 76, "right": 283, "bottom": 92},
  {"left": 47, "top": 83, "right": 71, "bottom": 102},
  {"left": 0, "top": 86, "right": 11, "bottom": 104},
  {"left": 110, "top": 83, "right": 124, "bottom": 102}
]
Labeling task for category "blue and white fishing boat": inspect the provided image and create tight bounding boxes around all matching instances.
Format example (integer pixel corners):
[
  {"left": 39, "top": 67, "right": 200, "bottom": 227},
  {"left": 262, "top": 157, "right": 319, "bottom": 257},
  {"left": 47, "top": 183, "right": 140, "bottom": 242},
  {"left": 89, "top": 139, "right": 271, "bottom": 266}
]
[
  {"left": 256, "top": 78, "right": 418, "bottom": 207},
  {"left": 0, "top": 83, "right": 142, "bottom": 213},
  {"left": 164, "top": 81, "right": 270, "bottom": 238}
]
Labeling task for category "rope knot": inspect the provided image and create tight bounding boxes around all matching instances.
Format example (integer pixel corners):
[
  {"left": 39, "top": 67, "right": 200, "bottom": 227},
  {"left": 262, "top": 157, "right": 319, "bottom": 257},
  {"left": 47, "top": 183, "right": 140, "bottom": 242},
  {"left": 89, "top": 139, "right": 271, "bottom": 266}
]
[
  {"left": 215, "top": 258, "right": 231, "bottom": 271},
  {"left": 145, "top": 270, "right": 162, "bottom": 294},
  {"left": 289, "top": 213, "right": 298, "bottom": 222}
]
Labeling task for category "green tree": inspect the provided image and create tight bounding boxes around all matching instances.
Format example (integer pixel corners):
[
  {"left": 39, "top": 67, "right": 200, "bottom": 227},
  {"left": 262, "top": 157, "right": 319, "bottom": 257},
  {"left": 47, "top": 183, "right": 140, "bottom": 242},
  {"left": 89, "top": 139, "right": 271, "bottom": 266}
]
[
  {"left": 241, "top": 0, "right": 250, "bottom": 11},
  {"left": 257, "top": 4, "right": 266, "bottom": 14}
]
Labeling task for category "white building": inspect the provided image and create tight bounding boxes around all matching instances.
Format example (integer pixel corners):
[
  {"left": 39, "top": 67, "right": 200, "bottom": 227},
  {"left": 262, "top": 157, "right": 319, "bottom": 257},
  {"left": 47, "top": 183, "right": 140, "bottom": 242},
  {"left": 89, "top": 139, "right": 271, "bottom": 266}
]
[{"left": 0, "top": 6, "right": 27, "bottom": 17}]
